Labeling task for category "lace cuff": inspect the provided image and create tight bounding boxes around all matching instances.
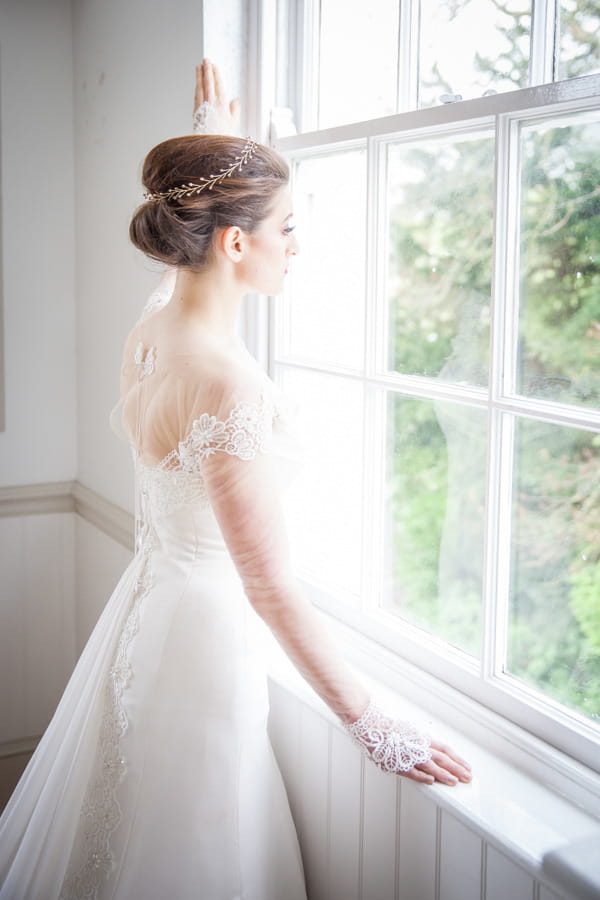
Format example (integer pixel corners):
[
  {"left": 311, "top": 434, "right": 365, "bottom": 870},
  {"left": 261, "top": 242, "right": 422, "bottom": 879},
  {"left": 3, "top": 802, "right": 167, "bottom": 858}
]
[
  {"left": 345, "top": 699, "right": 432, "bottom": 774},
  {"left": 192, "top": 100, "right": 236, "bottom": 136}
]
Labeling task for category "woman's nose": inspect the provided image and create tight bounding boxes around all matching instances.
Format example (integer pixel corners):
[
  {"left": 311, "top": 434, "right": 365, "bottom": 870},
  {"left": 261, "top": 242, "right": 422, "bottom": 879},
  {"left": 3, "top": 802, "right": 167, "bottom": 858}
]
[{"left": 288, "top": 233, "right": 299, "bottom": 255}]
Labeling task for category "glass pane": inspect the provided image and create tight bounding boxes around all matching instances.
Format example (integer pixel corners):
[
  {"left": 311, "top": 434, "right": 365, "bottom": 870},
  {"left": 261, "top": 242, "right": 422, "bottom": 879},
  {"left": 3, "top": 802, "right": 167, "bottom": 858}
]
[
  {"left": 386, "top": 133, "right": 494, "bottom": 384},
  {"left": 419, "top": 0, "right": 531, "bottom": 108},
  {"left": 281, "top": 150, "right": 367, "bottom": 369},
  {"left": 318, "top": 0, "right": 399, "bottom": 129},
  {"left": 508, "top": 419, "right": 600, "bottom": 724},
  {"left": 557, "top": 0, "right": 600, "bottom": 80},
  {"left": 517, "top": 112, "right": 600, "bottom": 408},
  {"left": 383, "top": 394, "right": 486, "bottom": 655},
  {"left": 278, "top": 368, "right": 364, "bottom": 596}
]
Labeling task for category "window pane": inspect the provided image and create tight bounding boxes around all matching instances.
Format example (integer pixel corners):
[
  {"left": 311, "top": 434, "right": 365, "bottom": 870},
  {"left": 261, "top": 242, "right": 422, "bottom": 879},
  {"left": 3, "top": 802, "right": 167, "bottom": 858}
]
[
  {"left": 386, "top": 133, "right": 493, "bottom": 384},
  {"left": 383, "top": 394, "right": 487, "bottom": 655},
  {"left": 318, "top": 0, "right": 399, "bottom": 129},
  {"left": 517, "top": 112, "right": 600, "bottom": 408},
  {"left": 280, "top": 150, "right": 366, "bottom": 369},
  {"left": 508, "top": 419, "right": 600, "bottom": 724},
  {"left": 557, "top": 0, "right": 600, "bottom": 80},
  {"left": 418, "top": 0, "right": 531, "bottom": 108},
  {"left": 278, "top": 368, "right": 364, "bottom": 596}
]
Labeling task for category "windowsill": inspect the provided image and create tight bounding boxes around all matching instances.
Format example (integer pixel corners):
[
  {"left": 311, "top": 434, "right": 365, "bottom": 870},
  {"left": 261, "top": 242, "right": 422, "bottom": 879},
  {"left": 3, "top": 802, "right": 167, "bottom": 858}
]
[{"left": 263, "top": 609, "right": 600, "bottom": 900}]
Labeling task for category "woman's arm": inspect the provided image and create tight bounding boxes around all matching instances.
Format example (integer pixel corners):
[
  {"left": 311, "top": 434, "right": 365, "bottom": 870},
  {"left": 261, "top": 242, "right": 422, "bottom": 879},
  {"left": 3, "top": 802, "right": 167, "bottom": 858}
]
[{"left": 202, "top": 441, "right": 471, "bottom": 787}]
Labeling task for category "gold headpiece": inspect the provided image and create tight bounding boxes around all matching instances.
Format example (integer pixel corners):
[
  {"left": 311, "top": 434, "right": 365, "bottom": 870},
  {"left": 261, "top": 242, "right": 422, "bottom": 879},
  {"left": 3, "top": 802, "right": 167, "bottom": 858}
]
[{"left": 144, "top": 137, "right": 258, "bottom": 202}]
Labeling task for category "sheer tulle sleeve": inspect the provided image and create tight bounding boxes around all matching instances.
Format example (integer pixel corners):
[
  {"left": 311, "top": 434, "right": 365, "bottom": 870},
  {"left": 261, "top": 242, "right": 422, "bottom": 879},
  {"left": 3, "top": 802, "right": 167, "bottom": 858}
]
[{"left": 198, "top": 397, "right": 370, "bottom": 725}]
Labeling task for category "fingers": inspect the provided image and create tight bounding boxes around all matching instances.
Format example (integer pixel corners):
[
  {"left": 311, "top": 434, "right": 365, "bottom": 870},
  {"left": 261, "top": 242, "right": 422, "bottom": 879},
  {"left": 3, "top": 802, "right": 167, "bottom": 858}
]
[
  {"left": 202, "top": 58, "right": 217, "bottom": 105},
  {"left": 194, "top": 64, "right": 204, "bottom": 112},
  {"left": 404, "top": 739, "right": 472, "bottom": 787},
  {"left": 229, "top": 97, "right": 241, "bottom": 125},
  {"left": 213, "top": 64, "right": 227, "bottom": 103}
]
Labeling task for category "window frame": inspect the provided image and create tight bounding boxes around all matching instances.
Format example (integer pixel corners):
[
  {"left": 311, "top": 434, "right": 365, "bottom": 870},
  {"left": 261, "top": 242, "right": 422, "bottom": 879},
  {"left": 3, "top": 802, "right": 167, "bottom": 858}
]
[{"left": 250, "top": 0, "right": 600, "bottom": 805}]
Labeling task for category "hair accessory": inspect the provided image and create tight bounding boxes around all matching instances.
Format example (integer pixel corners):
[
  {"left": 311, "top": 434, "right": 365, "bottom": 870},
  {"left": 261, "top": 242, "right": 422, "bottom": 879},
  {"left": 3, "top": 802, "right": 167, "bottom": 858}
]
[{"left": 144, "top": 137, "right": 258, "bottom": 202}]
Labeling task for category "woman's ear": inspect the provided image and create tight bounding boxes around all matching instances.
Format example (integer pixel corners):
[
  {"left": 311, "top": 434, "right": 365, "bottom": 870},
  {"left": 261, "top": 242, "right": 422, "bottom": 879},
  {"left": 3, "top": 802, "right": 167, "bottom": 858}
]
[{"left": 219, "top": 225, "right": 246, "bottom": 263}]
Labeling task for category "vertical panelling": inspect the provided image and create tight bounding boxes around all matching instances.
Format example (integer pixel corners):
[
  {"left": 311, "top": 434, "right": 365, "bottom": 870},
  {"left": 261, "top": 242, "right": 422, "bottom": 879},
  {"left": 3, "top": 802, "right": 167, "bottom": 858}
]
[
  {"left": 268, "top": 682, "right": 303, "bottom": 821},
  {"left": 0, "top": 514, "right": 76, "bottom": 742},
  {"left": 538, "top": 884, "right": 564, "bottom": 900},
  {"left": 486, "top": 845, "right": 534, "bottom": 900},
  {"left": 361, "top": 762, "right": 399, "bottom": 900},
  {"left": 298, "top": 707, "right": 331, "bottom": 900},
  {"left": 439, "top": 811, "right": 483, "bottom": 900},
  {"left": 398, "top": 780, "right": 439, "bottom": 900},
  {"left": 329, "top": 727, "right": 363, "bottom": 900}
]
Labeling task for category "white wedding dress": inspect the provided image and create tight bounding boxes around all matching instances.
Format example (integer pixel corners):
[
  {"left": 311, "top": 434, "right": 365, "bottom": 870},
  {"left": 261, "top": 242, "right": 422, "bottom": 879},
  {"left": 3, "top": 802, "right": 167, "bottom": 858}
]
[{"left": 0, "top": 273, "right": 307, "bottom": 900}]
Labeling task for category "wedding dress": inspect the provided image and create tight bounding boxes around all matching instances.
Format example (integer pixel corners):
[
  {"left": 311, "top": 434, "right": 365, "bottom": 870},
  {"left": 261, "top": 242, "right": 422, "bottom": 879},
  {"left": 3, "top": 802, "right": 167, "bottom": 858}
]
[{"left": 0, "top": 274, "right": 308, "bottom": 900}]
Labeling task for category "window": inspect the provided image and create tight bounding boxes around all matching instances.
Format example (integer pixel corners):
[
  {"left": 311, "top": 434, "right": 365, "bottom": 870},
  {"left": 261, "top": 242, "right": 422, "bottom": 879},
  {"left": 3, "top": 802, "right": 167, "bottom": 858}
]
[{"left": 264, "top": 0, "right": 600, "bottom": 774}]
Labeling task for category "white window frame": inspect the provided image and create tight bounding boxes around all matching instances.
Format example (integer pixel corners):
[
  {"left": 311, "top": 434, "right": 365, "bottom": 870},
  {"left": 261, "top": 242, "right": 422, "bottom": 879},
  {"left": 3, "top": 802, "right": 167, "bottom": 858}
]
[{"left": 248, "top": 0, "right": 600, "bottom": 812}]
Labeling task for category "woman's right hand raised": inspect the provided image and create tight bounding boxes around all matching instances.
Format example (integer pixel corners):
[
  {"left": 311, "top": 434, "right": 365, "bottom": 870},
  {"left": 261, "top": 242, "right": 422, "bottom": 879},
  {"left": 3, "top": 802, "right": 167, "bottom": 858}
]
[{"left": 193, "top": 58, "right": 241, "bottom": 136}]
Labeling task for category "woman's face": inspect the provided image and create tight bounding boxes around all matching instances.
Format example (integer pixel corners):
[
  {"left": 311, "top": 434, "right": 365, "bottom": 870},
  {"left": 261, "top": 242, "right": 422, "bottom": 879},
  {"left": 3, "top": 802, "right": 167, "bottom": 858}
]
[{"left": 241, "top": 185, "right": 299, "bottom": 295}]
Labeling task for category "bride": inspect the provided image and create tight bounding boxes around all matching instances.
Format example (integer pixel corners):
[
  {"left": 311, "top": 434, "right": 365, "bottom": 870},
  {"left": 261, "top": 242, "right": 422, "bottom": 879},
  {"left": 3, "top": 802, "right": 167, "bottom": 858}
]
[{"left": 0, "top": 60, "right": 471, "bottom": 900}]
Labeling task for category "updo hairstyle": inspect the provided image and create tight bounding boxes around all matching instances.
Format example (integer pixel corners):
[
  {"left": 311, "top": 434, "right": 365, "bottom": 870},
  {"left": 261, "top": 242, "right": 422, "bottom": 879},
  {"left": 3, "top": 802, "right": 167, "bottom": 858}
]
[{"left": 130, "top": 135, "right": 289, "bottom": 270}]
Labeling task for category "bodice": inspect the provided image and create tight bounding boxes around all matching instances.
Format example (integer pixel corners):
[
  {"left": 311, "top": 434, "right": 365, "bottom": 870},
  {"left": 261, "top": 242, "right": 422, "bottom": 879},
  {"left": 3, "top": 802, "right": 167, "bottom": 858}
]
[{"left": 133, "top": 391, "right": 302, "bottom": 562}]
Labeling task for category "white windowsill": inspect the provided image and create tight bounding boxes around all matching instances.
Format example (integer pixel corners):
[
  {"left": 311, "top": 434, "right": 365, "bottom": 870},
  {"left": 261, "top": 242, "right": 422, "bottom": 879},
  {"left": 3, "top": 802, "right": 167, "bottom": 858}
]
[{"left": 264, "top": 609, "right": 600, "bottom": 900}]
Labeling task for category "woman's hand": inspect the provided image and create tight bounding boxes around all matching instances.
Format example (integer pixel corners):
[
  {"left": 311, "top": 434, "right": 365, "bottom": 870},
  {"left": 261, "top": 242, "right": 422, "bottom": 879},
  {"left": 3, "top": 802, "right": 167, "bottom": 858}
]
[
  {"left": 345, "top": 700, "right": 472, "bottom": 786},
  {"left": 193, "top": 58, "right": 241, "bottom": 135}
]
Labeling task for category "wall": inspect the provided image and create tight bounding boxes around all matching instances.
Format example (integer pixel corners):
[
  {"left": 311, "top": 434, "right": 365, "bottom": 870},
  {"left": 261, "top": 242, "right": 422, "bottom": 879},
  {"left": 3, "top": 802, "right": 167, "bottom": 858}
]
[
  {"left": 72, "top": 0, "right": 207, "bottom": 514},
  {"left": 0, "top": 0, "right": 78, "bottom": 776},
  {"left": 0, "top": 0, "right": 77, "bottom": 486}
]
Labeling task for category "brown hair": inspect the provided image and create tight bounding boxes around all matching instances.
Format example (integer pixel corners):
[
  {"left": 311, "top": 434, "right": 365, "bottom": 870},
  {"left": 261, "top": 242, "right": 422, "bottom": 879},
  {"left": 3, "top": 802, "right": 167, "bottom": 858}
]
[{"left": 129, "top": 135, "right": 289, "bottom": 270}]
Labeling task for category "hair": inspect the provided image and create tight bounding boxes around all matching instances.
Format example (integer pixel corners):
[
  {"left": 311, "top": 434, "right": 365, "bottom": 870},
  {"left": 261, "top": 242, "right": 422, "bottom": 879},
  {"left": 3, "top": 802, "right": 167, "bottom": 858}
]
[{"left": 129, "top": 135, "right": 290, "bottom": 270}]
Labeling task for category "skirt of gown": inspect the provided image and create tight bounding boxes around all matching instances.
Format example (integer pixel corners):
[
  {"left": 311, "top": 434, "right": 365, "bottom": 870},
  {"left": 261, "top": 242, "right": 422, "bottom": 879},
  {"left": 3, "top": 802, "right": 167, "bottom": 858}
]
[{"left": 0, "top": 502, "right": 307, "bottom": 900}]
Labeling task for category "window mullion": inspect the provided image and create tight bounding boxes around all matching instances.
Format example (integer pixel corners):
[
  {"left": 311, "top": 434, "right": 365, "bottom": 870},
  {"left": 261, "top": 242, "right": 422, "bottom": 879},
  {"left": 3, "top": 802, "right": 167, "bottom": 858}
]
[
  {"left": 362, "top": 137, "right": 386, "bottom": 612},
  {"left": 530, "top": 0, "right": 559, "bottom": 85},
  {"left": 397, "top": 0, "right": 419, "bottom": 112},
  {"left": 483, "top": 112, "right": 518, "bottom": 685},
  {"left": 298, "top": 0, "right": 320, "bottom": 132}
]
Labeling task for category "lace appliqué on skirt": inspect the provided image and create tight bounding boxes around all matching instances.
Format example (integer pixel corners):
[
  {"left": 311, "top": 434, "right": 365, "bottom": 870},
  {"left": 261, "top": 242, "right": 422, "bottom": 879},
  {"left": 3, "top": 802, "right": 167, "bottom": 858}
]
[{"left": 59, "top": 536, "right": 156, "bottom": 900}]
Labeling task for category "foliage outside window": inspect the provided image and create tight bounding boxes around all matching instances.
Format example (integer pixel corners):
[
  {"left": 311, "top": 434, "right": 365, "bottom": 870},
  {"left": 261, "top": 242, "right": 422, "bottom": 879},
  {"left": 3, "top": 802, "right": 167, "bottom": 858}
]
[{"left": 269, "top": 0, "right": 600, "bottom": 770}]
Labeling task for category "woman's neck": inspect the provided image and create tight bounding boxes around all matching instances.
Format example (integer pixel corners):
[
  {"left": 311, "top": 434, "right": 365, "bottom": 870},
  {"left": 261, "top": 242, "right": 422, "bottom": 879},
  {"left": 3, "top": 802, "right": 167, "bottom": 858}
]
[{"left": 170, "top": 266, "right": 244, "bottom": 344}]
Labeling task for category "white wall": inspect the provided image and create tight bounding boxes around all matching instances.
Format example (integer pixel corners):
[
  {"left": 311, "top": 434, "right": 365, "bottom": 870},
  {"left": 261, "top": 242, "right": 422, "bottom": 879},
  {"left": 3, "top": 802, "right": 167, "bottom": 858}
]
[
  {"left": 0, "top": 0, "right": 76, "bottom": 486},
  {"left": 73, "top": 0, "right": 207, "bottom": 513},
  {"left": 75, "top": 515, "right": 131, "bottom": 652}
]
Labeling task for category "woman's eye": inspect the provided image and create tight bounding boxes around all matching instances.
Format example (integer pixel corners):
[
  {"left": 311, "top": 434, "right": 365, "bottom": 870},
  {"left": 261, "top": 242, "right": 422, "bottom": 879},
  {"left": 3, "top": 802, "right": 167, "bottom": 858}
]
[{"left": 283, "top": 225, "right": 296, "bottom": 235}]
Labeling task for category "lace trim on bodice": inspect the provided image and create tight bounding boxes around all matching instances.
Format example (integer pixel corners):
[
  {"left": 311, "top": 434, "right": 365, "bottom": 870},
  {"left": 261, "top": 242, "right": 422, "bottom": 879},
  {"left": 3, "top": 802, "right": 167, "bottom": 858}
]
[{"left": 138, "top": 396, "right": 275, "bottom": 519}]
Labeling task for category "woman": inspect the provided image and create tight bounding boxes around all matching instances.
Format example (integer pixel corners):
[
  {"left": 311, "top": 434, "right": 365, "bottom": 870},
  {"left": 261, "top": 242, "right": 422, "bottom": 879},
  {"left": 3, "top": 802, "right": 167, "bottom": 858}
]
[{"left": 0, "top": 60, "right": 471, "bottom": 900}]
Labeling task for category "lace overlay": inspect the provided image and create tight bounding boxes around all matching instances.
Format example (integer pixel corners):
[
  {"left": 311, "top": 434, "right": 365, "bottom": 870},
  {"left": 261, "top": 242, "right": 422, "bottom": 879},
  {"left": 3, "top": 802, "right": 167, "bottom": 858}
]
[
  {"left": 192, "top": 100, "right": 236, "bottom": 136},
  {"left": 140, "top": 397, "right": 275, "bottom": 518},
  {"left": 346, "top": 700, "right": 432, "bottom": 775}
]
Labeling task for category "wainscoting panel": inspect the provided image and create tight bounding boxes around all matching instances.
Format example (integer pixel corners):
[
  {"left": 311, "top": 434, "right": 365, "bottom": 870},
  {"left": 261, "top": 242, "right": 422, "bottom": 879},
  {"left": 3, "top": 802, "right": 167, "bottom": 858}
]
[
  {"left": 268, "top": 682, "right": 572, "bottom": 900},
  {"left": 485, "top": 846, "right": 534, "bottom": 900},
  {"left": 361, "top": 754, "right": 399, "bottom": 900},
  {"left": 0, "top": 512, "right": 76, "bottom": 743},
  {"left": 298, "top": 707, "right": 331, "bottom": 900},
  {"left": 329, "top": 726, "right": 363, "bottom": 900},
  {"left": 398, "top": 778, "right": 438, "bottom": 900},
  {"left": 439, "top": 811, "right": 483, "bottom": 900}
]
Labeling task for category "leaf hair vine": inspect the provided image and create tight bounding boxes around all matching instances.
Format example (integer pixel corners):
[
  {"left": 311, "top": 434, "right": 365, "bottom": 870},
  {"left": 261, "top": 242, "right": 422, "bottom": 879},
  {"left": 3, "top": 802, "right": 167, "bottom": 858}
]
[{"left": 144, "top": 137, "right": 258, "bottom": 202}]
